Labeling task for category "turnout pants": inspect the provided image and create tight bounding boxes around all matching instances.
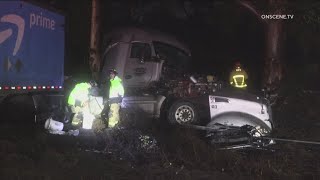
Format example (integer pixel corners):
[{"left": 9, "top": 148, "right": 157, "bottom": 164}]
[
  {"left": 108, "top": 103, "right": 120, "bottom": 128},
  {"left": 70, "top": 105, "right": 90, "bottom": 126}
]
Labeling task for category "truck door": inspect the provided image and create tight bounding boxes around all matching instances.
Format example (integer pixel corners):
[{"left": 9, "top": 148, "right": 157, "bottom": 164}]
[{"left": 123, "top": 42, "right": 154, "bottom": 87}]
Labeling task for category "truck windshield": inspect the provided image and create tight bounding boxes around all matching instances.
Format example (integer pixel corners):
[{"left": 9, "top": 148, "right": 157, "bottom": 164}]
[{"left": 153, "top": 41, "right": 191, "bottom": 72}]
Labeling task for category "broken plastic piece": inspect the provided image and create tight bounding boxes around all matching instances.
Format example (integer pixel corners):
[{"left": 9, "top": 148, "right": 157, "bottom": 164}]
[
  {"left": 48, "top": 130, "right": 66, "bottom": 135},
  {"left": 67, "top": 129, "right": 79, "bottom": 136}
]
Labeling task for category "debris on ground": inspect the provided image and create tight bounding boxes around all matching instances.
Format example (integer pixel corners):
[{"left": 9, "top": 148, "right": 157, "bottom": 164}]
[
  {"left": 138, "top": 134, "right": 158, "bottom": 153},
  {"left": 48, "top": 130, "right": 66, "bottom": 135},
  {"left": 99, "top": 128, "right": 160, "bottom": 165},
  {"left": 92, "top": 117, "right": 106, "bottom": 134},
  {"left": 47, "top": 129, "right": 79, "bottom": 136}
]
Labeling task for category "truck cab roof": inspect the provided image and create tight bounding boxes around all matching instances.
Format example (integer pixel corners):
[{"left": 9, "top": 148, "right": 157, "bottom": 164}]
[{"left": 104, "top": 27, "right": 191, "bottom": 56}]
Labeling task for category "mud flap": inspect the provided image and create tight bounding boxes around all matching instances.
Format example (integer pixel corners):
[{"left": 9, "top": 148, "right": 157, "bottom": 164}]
[
  {"left": 0, "top": 95, "right": 6, "bottom": 104},
  {"left": 32, "top": 94, "right": 65, "bottom": 124}
]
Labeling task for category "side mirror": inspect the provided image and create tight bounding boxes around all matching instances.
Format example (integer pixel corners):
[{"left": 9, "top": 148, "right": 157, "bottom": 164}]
[
  {"left": 261, "top": 88, "right": 268, "bottom": 99},
  {"left": 150, "top": 56, "right": 159, "bottom": 62}
]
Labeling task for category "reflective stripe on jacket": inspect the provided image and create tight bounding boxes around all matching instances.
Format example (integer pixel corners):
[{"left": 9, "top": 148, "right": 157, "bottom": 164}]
[{"left": 229, "top": 68, "right": 248, "bottom": 88}]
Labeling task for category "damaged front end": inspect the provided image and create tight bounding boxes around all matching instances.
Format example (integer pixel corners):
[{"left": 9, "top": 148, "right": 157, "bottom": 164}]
[
  {"left": 205, "top": 124, "right": 275, "bottom": 150},
  {"left": 206, "top": 93, "right": 274, "bottom": 149}
]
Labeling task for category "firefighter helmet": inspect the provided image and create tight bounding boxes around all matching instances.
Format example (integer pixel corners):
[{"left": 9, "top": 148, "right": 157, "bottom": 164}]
[
  {"left": 234, "top": 61, "right": 241, "bottom": 68},
  {"left": 235, "top": 61, "right": 241, "bottom": 68},
  {"left": 89, "top": 80, "right": 97, "bottom": 87},
  {"left": 109, "top": 68, "right": 118, "bottom": 75}
]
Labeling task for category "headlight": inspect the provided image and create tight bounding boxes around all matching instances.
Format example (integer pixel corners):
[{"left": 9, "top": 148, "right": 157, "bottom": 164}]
[{"left": 261, "top": 104, "right": 268, "bottom": 114}]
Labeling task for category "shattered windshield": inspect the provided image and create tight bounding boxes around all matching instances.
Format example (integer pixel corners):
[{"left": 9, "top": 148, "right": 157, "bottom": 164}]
[{"left": 153, "top": 41, "right": 191, "bottom": 72}]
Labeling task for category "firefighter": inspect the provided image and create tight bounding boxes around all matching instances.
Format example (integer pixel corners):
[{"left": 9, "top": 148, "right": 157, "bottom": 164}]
[
  {"left": 207, "top": 75, "right": 215, "bottom": 83},
  {"left": 67, "top": 82, "right": 92, "bottom": 126},
  {"left": 229, "top": 62, "right": 248, "bottom": 89},
  {"left": 106, "top": 69, "right": 124, "bottom": 128}
]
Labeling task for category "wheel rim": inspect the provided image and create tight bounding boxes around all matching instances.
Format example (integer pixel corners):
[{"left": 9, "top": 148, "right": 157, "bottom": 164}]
[{"left": 174, "top": 105, "right": 194, "bottom": 124}]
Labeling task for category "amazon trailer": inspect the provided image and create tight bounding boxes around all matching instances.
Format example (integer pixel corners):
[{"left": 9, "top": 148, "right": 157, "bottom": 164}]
[{"left": 0, "top": 1, "right": 65, "bottom": 123}]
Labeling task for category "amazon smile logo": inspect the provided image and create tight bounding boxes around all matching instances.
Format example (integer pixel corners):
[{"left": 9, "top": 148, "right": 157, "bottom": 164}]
[
  {"left": 0, "top": 14, "right": 25, "bottom": 72},
  {"left": 0, "top": 14, "right": 25, "bottom": 56}
]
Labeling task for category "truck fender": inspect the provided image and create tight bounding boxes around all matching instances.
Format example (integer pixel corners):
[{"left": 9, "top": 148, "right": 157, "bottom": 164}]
[
  {"left": 155, "top": 95, "right": 166, "bottom": 118},
  {"left": 209, "top": 112, "right": 272, "bottom": 132},
  {"left": 158, "top": 96, "right": 178, "bottom": 119}
]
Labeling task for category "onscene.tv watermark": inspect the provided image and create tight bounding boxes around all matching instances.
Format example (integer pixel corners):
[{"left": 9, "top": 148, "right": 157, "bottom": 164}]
[{"left": 261, "top": 14, "right": 294, "bottom": 20}]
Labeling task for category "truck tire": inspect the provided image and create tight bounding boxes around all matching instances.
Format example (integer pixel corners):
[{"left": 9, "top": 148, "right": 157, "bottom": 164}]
[{"left": 168, "top": 100, "right": 199, "bottom": 125}]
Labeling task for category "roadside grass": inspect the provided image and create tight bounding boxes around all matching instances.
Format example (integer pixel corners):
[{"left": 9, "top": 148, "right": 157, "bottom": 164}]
[{"left": 1, "top": 92, "right": 320, "bottom": 179}]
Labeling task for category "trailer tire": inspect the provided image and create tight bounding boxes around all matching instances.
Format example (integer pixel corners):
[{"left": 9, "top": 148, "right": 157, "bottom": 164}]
[{"left": 168, "top": 100, "right": 199, "bottom": 125}]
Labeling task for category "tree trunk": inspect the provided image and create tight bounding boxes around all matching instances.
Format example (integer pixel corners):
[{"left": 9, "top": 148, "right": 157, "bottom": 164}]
[
  {"left": 89, "top": 0, "right": 101, "bottom": 81},
  {"left": 238, "top": 0, "right": 285, "bottom": 89},
  {"left": 263, "top": 0, "right": 285, "bottom": 89},
  {"left": 264, "top": 19, "right": 284, "bottom": 89}
]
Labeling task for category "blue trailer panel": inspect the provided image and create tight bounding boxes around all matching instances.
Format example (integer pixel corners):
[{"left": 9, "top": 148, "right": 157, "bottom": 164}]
[{"left": 0, "top": 1, "right": 64, "bottom": 92}]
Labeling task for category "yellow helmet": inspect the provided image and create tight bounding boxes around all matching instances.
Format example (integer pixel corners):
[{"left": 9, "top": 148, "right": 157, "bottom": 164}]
[{"left": 207, "top": 75, "right": 215, "bottom": 83}]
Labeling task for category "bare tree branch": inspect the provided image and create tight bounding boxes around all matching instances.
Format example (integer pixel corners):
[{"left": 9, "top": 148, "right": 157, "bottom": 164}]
[
  {"left": 182, "top": 1, "right": 193, "bottom": 19},
  {"left": 237, "top": 0, "right": 267, "bottom": 23}
]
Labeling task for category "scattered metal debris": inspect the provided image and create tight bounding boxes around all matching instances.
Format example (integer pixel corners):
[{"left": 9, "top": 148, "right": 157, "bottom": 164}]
[
  {"left": 182, "top": 123, "right": 320, "bottom": 150},
  {"left": 47, "top": 129, "right": 79, "bottom": 136},
  {"left": 48, "top": 130, "right": 66, "bottom": 135},
  {"left": 138, "top": 135, "right": 159, "bottom": 153}
]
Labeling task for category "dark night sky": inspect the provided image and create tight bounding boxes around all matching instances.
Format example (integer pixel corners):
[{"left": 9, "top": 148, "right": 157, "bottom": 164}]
[{"left": 26, "top": 0, "right": 320, "bottom": 89}]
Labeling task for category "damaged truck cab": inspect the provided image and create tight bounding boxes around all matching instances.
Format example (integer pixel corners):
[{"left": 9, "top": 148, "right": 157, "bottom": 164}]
[
  {"left": 100, "top": 27, "right": 192, "bottom": 118},
  {"left": 99, "top": 27, "right": 273, "bottom": 142}
]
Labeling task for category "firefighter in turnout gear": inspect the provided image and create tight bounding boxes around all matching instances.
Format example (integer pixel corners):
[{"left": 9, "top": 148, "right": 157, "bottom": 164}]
[
  {"left": 67, "top": 82, "right": 92, "bottom": 126},
  {"left": 106, "top": 69, "right": 124, "bottom": 128},
  {"left": 229, "top": 62, "right": 248, "bottom": 89}
]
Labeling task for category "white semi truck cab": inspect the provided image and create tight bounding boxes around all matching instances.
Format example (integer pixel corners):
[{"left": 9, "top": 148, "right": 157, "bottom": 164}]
[
  {"left": 99, "top": 27, "right": 193, "bottom": 118},
  {"left": 100, "top": 27, "right": 192, "bottom": 89}
]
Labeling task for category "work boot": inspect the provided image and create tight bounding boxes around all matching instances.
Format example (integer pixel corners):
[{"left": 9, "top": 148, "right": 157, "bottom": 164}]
[
  {"left": 103, "top": 128, "right": 115, "bottom": 153},
  {"left": 108, "top": 103, "right": 120, "bottom": 128},
  {"left": 71, "top": 113, "right": 82, "bottom": 127},
  {"left": 92, "top": 117, "right": 107, "bottom": 134}
]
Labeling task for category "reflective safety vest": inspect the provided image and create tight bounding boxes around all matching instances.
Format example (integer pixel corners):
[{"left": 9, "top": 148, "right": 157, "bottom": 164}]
[
  {"left": 229, "top": 67, "right": 248, "bottom": 88},
  {"left": 109, "top": 76, "right": 124, "bottom": 99},
  {"left": 68, "top": 83, "right": 91, "bottom": 106}
]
